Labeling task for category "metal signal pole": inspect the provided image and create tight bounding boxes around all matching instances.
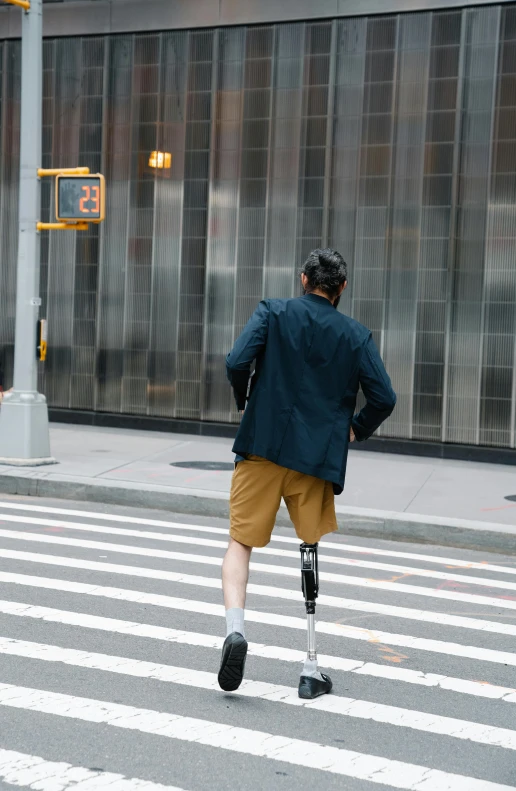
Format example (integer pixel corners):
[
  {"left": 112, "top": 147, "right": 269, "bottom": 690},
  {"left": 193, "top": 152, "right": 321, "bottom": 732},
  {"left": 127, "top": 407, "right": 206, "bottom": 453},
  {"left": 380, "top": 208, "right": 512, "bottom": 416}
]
[{"left": 0, "top": 0, "right": 54, "bottom": 464}]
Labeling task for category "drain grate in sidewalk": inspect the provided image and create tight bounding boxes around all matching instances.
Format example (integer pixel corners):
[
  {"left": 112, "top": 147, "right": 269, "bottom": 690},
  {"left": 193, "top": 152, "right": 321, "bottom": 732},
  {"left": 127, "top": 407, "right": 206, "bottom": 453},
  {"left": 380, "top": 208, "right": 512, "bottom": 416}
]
[{"left": 170, "top": 461, "right": 234, "bottom": 471}]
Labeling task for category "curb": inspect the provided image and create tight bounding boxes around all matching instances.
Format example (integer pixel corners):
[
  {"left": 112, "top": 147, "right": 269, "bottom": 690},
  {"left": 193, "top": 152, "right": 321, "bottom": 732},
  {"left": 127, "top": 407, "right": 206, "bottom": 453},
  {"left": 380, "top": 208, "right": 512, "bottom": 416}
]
[
  {"left": 332, "top": 506, "right": 516, "bottom": 555},
  {"left": 0, "top": 471, "right": 515, "bottom": 555}
]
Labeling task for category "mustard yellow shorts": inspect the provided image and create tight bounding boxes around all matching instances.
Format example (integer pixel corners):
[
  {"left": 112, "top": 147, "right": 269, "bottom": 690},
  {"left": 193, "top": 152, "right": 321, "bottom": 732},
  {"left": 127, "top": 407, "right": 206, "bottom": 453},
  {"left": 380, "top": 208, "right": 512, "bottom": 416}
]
[{"left": 230, "top": 455, "right": 338, "bottom": 548}]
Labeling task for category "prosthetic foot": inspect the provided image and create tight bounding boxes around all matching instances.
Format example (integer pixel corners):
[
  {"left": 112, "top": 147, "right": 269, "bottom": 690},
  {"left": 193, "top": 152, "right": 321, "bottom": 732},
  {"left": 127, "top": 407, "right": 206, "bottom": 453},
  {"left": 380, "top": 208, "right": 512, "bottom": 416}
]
[{"left": 298, "top": 542, "right": 332, "bottom": 699}]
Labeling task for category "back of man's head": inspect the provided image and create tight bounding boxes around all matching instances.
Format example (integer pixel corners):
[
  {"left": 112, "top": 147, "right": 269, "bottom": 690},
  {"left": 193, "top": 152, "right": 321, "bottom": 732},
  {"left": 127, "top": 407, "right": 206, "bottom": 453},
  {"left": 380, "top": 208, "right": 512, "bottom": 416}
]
[{"left": 301, "top": 249, "right": 348, "bottom": 300}]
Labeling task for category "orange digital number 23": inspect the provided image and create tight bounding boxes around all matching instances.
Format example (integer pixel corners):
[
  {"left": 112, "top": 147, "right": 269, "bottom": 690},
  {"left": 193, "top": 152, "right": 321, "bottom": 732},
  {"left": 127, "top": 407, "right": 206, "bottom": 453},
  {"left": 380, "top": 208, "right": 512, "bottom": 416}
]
[{"left": 80, "top": 186, "right": 91, "bottom": 214}]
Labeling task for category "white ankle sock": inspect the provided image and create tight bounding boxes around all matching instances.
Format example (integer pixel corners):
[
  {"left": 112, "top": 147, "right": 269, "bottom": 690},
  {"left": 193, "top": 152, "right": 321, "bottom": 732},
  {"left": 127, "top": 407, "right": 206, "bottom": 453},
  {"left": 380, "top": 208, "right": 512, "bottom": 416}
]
[
  {"left": 226, "top": 607, "right": 245, "bottom": 638},
  {"left": 302, "top": 658, "right": 324, "bottom": 681}
]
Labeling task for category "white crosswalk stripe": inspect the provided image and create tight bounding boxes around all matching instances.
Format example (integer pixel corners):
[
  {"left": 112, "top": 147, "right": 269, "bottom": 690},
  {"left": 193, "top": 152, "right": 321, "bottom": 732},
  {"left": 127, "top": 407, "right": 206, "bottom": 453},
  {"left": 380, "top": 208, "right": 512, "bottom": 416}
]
[
  {"left": 0, "top": 598, "right": 515, "bottom": 701},
  {"left": 0, "top": 501, "right": 513, "bottom": 577},
  {"left": 0, "top": 512, "right": 513, "bottom": 591},
  {"left": 0, "top": 748, "right": 185, "bottom": 790},
  {"left": 0, "top": 683, "right": 513, "bottom": 791},
  {"left": 0, "top": 528, "right": 515, "bottom": 611},
  {"left": 1, "top": 635, "right": 516, "bottom": 749},
  {"left": 0, "top": 550, "right": 516, "bottom": 636},
  {"left": 1, "top": 561, "right": 516, "bottom": 666},
  {"left": 0, "top": 500, "right": 514, "bottom": 790},
  {"left": 2, "top": 559, "right": 516, "bottom": 636}
]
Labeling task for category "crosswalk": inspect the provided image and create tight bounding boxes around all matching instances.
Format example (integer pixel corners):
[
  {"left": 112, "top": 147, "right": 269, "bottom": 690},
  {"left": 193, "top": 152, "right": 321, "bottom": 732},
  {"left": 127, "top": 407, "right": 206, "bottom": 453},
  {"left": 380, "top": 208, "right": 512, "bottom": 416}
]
[{"left": 0, "top": 499, "right": 514, "bottom": 789}]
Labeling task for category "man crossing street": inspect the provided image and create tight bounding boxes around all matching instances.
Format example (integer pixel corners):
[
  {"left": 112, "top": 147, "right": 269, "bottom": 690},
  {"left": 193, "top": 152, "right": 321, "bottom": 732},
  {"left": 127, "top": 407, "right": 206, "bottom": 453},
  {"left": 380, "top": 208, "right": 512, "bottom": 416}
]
[{"left": 219, "top": 249, "right": 397, "bottom": 698}]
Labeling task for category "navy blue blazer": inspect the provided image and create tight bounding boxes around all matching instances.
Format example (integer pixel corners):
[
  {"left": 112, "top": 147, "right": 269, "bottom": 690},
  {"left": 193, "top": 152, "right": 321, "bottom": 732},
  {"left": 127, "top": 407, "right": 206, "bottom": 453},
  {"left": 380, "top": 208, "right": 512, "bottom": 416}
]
[{"left": 226, "top": 294, "right": 396, "bottom": 494}]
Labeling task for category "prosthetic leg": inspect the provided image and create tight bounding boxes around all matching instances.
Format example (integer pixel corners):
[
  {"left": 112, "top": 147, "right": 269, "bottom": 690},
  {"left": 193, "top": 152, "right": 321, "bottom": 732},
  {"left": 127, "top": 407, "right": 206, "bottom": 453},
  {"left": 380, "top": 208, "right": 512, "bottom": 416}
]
[{"left": 298, "top": 543, "right": 333, "bottom": 699}]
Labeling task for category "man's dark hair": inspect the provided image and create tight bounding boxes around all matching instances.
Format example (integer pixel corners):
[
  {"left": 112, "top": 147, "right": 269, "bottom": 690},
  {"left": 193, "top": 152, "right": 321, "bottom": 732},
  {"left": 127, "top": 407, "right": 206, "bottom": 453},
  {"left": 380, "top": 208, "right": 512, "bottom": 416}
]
[{"left": 301, "top": 248, "right": 348, "bottom": 300}]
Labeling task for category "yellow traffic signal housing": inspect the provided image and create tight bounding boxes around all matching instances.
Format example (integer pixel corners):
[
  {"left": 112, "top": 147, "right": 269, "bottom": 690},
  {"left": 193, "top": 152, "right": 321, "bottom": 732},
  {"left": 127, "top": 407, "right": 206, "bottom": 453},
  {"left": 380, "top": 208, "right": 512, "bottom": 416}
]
[{"left": 55, "top": 174, "right": 106, "bottom": 224}]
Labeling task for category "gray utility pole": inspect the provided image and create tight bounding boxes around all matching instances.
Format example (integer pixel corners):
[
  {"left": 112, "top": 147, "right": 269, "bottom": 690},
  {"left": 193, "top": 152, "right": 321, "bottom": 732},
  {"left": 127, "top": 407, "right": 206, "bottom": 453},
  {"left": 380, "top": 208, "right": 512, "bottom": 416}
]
[{"left": 0, "top": 0, "right": 54, "bottom": 465}]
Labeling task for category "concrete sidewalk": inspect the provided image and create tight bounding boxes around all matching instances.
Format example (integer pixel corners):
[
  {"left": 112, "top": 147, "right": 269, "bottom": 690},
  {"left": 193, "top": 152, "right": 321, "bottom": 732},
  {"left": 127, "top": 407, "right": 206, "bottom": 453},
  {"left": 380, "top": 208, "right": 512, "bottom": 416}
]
[{"left": 0, "top": 423, "right": 515, "bottom": 552}]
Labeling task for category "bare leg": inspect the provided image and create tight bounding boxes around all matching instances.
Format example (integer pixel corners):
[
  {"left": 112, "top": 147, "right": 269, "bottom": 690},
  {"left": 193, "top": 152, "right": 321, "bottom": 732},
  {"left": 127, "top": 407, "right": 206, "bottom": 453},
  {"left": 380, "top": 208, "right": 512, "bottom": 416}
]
[
  {"left": 218, "top": 537, "right": 252, "bottom": 691},
  {"left": 222, "top": 537, "right": 252, "bottom": 609}
]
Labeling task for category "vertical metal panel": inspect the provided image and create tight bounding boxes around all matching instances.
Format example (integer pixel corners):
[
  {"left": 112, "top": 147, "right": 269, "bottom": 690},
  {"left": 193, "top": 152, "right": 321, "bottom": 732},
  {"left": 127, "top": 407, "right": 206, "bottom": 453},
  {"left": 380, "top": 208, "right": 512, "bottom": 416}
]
[
  {"left": 230, "top": 26, "right": 273, "bottom": 422},
  {"left": 121, "top": 33, "right": 159, "bottom": 415},
  {"left": 353, "top": 16, "right": 400, "bottom": 379},
  {"left": 0, "top": 41, "right": 21, "bottom": 390},
  {"left": 201, "top": 26, "right": 244, "bottom": 422},
  {"left": 478, "top": 6, "right": 506, "bottom": 447},
  {"left": 295, "top": 22, "right": 333, "bottom": 283},
  {"left": 0, "top": 41, "right": 9, "bottom": 385},
  {"left": 45, "top": 37, "right": 82, "bottom": 408},
  {"left": 264, "top": 22, "right": 305, "bottom": 299},
  {"left": 148, "top": 30, "right": 188, "bottom": 417},
  {"left": 321, "top": 20, "right": 338, "bottom": 247},
  {"left": 329, "top": 17, "right": 367, "bottom": 321},
  {"left": 383, "top": 13, "right": 432, "bottom": 440},
  {"left": 93, "top": 32, "right": 111, "bottom": 412},
  {"left": 259, "top": 24, "right": 278, "bottom": 340},
  {"left": 38, "top": 39, "right": 51, "bottom": 397},
  {"left": 446, "top": 6, "right": 501, "bottom": 444},
  {"left": 440, "top": 10, "right": 467, "bottom": 443},
  {"left": 71, "top": 37, "right": 105, "bottom": 410},
  {"left": 380, "top": 16, "right": 401, "bottom": 372},
  {"left": 146, "top": 32, "right": 163, "bottom": 417},
  {"left": 506, "top": 6, "right": 516, "bottom": 449},
  {"left": 236, "top": 24, "right": 273, "bottom": 322},
  {"left": 480, "top": 4, "right": 516, "bottom": 447},
  {"left": 175, "top": 28, "right": 215, "bottom": 419},
  {"left": 413, "top": 11, "right": 463, "bottom": 442},
  {"left": 96, "top": 35, "right": 134, "bottom": 413}
]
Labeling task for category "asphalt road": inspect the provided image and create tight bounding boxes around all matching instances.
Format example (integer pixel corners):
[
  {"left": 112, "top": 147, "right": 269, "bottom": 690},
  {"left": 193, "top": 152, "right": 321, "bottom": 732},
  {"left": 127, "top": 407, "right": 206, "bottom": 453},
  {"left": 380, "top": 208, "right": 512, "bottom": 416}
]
[{"left": 0, "top": 495, "right": 514, "bottom": 790}]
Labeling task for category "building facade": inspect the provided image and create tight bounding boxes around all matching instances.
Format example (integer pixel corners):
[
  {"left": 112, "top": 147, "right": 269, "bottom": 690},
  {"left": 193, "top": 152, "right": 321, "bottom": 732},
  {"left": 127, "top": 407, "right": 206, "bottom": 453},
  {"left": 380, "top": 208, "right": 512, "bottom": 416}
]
[{"left": 0, "top": 1, "right": 515, "bottom": 449}]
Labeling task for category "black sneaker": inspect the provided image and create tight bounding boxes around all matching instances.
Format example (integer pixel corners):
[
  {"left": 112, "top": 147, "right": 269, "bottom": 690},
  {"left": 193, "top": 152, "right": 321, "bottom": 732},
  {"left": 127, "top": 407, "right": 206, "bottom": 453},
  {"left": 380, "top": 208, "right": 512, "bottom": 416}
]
[
  {"left": 298, "top": 673, "right": 333, "bottom": 700},
  {"left": 218, "top": 632, "right": 248, "bottom": 692}
]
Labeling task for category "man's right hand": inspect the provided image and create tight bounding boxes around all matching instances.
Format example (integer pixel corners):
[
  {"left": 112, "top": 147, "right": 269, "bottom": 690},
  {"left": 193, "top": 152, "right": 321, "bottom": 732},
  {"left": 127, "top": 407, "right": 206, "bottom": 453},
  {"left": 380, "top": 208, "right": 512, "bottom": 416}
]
[{"left": 350, "top": 427, "right": 356, "bottom": 443}]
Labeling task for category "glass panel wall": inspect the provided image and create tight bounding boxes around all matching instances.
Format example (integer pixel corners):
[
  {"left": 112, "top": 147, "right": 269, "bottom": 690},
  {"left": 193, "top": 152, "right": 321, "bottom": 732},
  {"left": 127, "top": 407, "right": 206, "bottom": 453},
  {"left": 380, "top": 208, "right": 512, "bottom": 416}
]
[{"left": 0, "top": 5, "right": 515, "bottom": 448}]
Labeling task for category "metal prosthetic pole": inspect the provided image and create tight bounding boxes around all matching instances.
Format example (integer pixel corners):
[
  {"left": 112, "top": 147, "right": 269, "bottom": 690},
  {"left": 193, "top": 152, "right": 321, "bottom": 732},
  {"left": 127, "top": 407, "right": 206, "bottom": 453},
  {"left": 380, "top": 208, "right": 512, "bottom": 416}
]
[
  {"left": 300, "top": 543, "right": 319, "bottom": 663},
  {"left": 298, "top": 542, "right": 332, "bottom": 699}
]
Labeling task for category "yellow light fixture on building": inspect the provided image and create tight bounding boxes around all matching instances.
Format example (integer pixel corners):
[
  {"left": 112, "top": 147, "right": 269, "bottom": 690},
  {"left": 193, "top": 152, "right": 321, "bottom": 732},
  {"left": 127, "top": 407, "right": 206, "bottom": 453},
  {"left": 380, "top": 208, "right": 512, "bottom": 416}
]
[{"left": 148, "top": 151, "right": 172, "bottom": 169}]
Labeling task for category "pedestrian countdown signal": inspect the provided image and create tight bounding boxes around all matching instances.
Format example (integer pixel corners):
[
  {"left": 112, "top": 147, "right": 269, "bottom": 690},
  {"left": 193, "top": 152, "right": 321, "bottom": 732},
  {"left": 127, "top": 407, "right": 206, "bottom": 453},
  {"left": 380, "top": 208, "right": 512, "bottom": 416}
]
[{"left": 56, "top": 174, "right": 106, "bottom": 224}]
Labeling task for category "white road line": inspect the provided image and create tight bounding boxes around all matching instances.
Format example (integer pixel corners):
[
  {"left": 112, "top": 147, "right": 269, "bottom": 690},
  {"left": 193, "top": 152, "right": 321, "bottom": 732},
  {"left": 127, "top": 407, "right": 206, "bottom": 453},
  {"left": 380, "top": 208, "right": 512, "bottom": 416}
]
[
  {"left": 0, "top": 567, "right": 515, "bottom": 667},
  {"left": 0, "top": 529, "right": 515, "bottom": 612},
  {"left": 0, "top": 747, "right": 183, "bottom": 790},
  {"left": 0, "top": 683, "right": 511, "bottom": 791},
  {"left": 1, "top": 598, "right": 515, "bottom": 702},
  {"left": 1, "top": 551, "right": 516, "bottom": 638},
  {"left": 0, "top": 513, "right": 512, "bottom": 592},
  {"left": 1, "top": 635, "right": 516, "bottom": 750},
  {"left": 0, "top": 500, "right": 514, "bottom": 576}
]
